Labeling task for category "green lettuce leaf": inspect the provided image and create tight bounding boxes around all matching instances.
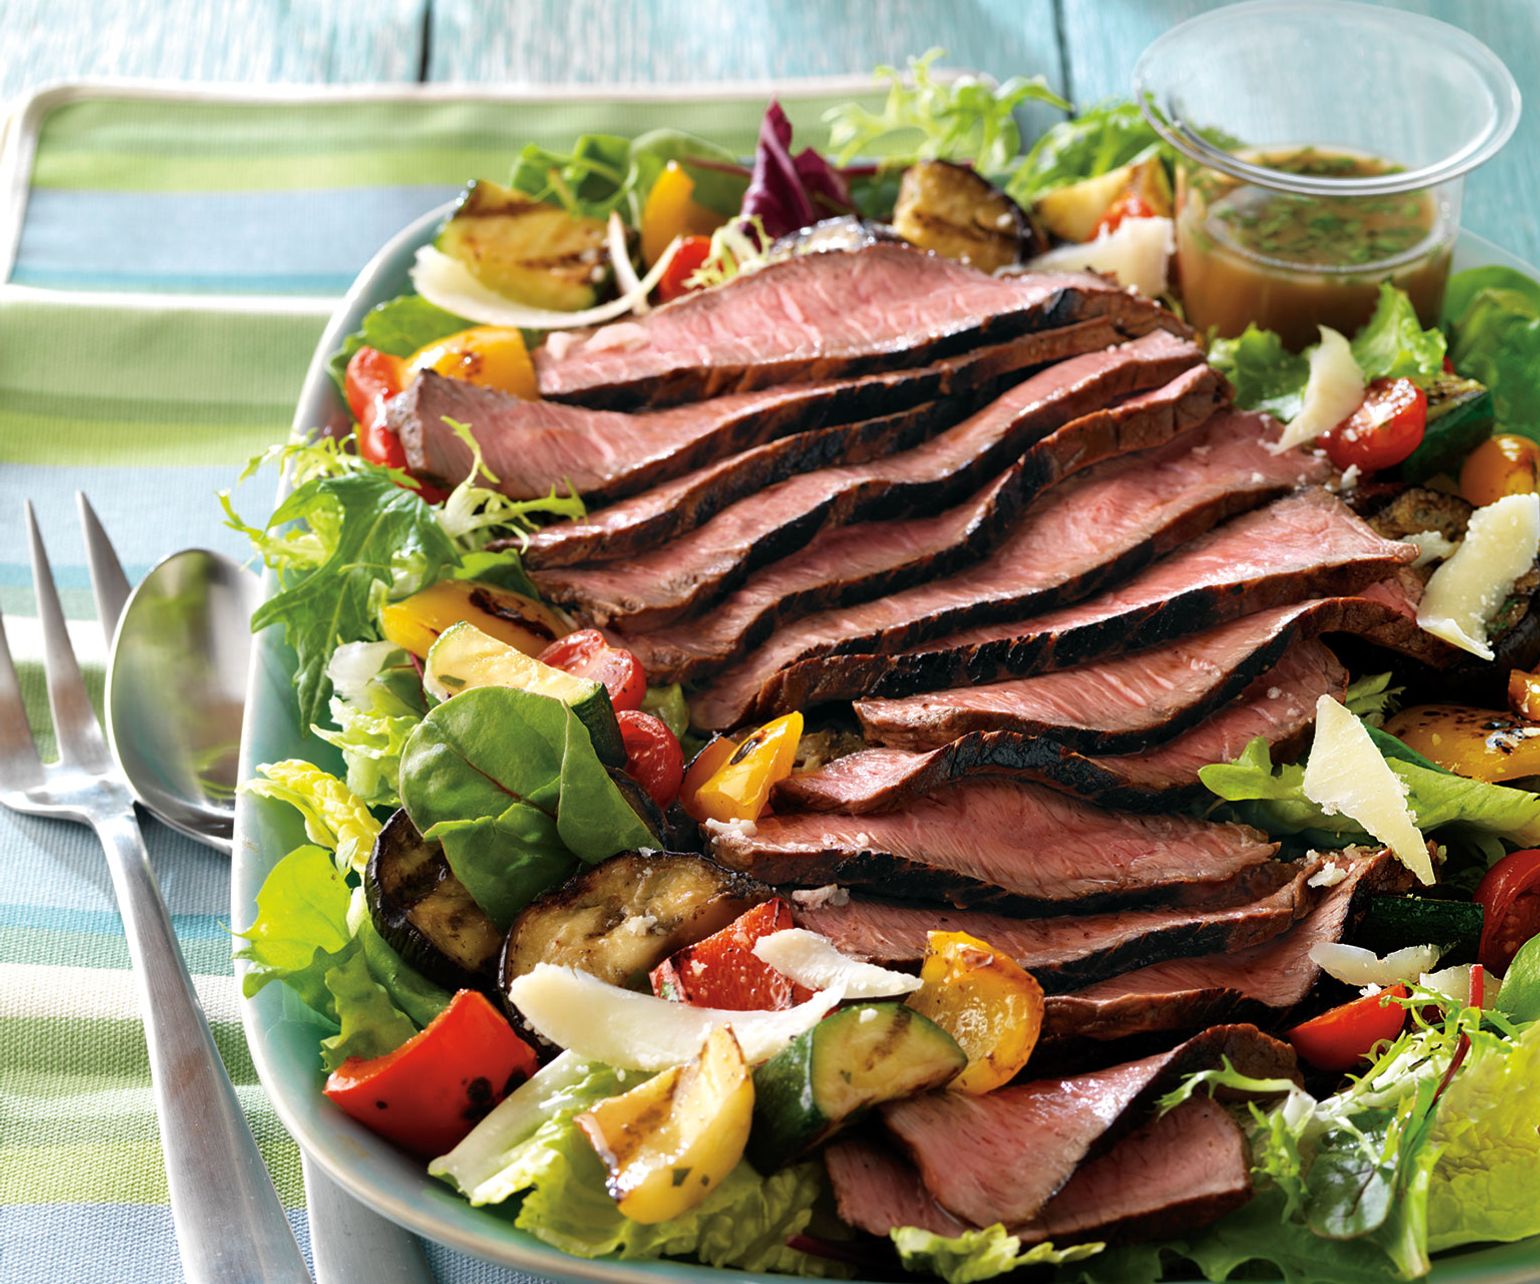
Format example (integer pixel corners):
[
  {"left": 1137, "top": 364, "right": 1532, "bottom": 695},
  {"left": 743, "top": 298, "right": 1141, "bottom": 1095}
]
[
  {"left": 1206, "top": 325, "right": 1309, "bottom": 422},
  {"left": 1005, "top": 100, "right": 1161, "bottom": 204},
  {"left": 242, "top": 759, "right": 382, "bottom": 873},
  {"left": 319, "top": 942, "right": 420, "bottom": 1070},
  {"left": 399, "top": 685, "right": 656, "bottom": 927},
  {"left": 640, "top": 682, "right": 690, "bottom": 739},
  {"left": 313, "top": 642, "right": 424, "bottom": 808},
  {"left": 1343, "top": 671, "right": 1402, "bottom": 727},
  {"left": 1349, "top": 283, "right": 1447, "bottom": 385},
  {"left": 890, "top": 1224, "right": 1103, "bottom": 1284},
  {"left": 327, "top": 294, "right": 470, "bottom": 393},
  {"left": 1442, "top": 265, "right": 1540, "bottom": 441}
]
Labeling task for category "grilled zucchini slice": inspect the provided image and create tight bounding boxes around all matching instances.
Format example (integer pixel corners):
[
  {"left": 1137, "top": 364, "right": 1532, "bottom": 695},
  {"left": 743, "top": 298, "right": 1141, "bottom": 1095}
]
[
  {"left": 892, "top": 160, "right": 1040, "bottom": 272},
  {"left": 436, "top": 179, "right": 608, "bottom": 311},
  {"left": 499, "top": 851, "right": 769, "bottom": 993},
  {"left": 365, "top": 809, "right": 504, "bottom": 991}
]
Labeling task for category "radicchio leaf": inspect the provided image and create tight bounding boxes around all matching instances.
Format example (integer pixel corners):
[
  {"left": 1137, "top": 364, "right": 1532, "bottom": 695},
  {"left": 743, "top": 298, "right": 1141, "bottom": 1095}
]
[{"left": 741, "top": 101, "right": 854, "bottom": 240}]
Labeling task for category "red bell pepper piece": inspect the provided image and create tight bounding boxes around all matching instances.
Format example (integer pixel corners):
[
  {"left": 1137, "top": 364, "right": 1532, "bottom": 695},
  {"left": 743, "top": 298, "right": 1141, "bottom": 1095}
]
[{"left": 650, "top": 899, "right": 813, "bottom": 1011}]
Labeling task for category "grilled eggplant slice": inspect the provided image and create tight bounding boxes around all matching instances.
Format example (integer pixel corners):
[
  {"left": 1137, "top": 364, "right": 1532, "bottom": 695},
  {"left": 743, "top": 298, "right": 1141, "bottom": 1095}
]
[
  {"left": 436, "top": 179, "right": 608, "bottom": 311},
  {"left": 366, "top": 809, "right": 504, "bottom": 991},
  {"left": 892, "top": 161, "right": 1042, "bottom": 272},
  {"left": 499, "top": 851, "right": 770, "bottom": 994}
]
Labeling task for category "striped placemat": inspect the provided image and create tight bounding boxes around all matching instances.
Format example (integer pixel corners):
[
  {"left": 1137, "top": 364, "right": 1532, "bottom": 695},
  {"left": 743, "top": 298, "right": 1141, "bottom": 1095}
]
[{"left": 0, "top": 80, "right": 874, "bottom": 1283}]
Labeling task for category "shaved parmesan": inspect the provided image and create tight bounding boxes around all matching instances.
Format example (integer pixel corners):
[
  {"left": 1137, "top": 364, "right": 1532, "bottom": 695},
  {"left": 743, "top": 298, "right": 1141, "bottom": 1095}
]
[
  {"left": 1417, "top": 492, "right": 1540, "bottom": 660},
  {"left": 504, "top": 963, "right": 842, "bottom": 1070},
  {"left": 1026, "top": 216, "right": 1174, "bottom": 299},
  {"left": 1404, "top": 529, "right": 1459, "bottom": 568},
  {"left": 1310, "top": 941, "right": 1442, "bottom": 987},
  {"left": 1302, "top": 695, "right": 1434, "bottom": 885},
  {"left": 753, "top": 929, "right": 921, "bottom": 999},
  {"left": 1270, "top": 326, "right": 1364, "bottom": 454},
  {"left": 1420, "top": 964, "right": 1501, "bottom": 1008},
  {"left": 410, "top": 239, "right": 681, "bottom": 331}
]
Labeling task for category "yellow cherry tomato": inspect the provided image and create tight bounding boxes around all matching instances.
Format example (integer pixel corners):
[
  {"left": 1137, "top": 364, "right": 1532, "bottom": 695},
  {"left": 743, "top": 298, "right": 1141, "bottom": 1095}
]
[
  {"left": 640, "top": 162, "right": 727, "bottom": 268},
  {"left": 1460, "top": 434, "right": 1540, "bottom": 508},
  {"left": 688, "top": 712, "right": 803, "bottom": 824},
  {"left": 380, "top": 579, "right": 567, "bottom": 660},
  {"left": 906, "top": 931, "right": 1044, "bottom": 1094},
  {"left": 1510, "top": 669, "right": 1540, "bottom": 722},
  {"left": 1384, "top": 703, "right": 1540, "bottom": 784},
  {"left": 405, "top": 326, "right": 538, "bottom": 399}
]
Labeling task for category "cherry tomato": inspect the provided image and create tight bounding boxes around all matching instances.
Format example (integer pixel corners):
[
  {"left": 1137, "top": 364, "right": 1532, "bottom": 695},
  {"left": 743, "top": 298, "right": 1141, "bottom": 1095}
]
[
  {"left": 539, "top": 629, "right": 646, "bottom": 711},
  {"left": 1286, "top": 985, "right": 1408, "bottom": 1073},
  {"left": 323, "top": 990, "right": 538, "bottom": 1158},
  {"left": 345, "top": 346, "right": 408, "bottom": 469},
  {"left": 1320, "top": 377, "right": 1427, "bottom": 473},
  {"left": 1473, "top": 849, "right": 1540, "bottom": 972},
  {"left": 1460, "top": 433, "right": 1540, "bottom": 508},
  {"left": 1092, "top": 190, "right": 1156, "bottom": 239},
  {"left": 656, "top": 235, "right": 714, "bottom": 303},
  {"left": 617, "top": 710, "right": 685, "bottom": 808}
]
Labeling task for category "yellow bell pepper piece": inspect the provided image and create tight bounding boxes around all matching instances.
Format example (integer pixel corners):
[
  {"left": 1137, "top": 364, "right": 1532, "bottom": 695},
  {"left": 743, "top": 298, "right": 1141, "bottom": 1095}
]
[
  {"left": 1383, "top": 704, "right": 1540, "bottom": 784},
  {"left": 379, "top": 579, "right": 567, "bottom": 660},
  {"left": 641, "top": 162, "right": 728, "bottom": 268},
  {"left": 689, "top": 712, "right": 803, "bottom": 824},
  {"left": 576, "top": 1025, "right": 753, "bottom": 1224},
  {"left": 405, "top": 326, "right": 538, "bottom": 399},
  {"left": 907, "top": 930, "right": 1044, "bottom": 1094},
  {"left": 1511, "top": 669, "right": 1540, "bottom": 722}
]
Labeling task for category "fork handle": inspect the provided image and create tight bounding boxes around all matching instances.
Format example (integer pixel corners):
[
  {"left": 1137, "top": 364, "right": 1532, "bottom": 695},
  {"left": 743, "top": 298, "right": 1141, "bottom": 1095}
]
[{"left": 94, "top": 811, "right": 312, "bottom": 1284}]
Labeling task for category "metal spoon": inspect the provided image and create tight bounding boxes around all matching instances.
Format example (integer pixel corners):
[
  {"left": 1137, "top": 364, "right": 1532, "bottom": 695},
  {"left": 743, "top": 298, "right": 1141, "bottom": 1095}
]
[{"left": 96, "top": 512, "right": 435, "bottom": 1284}]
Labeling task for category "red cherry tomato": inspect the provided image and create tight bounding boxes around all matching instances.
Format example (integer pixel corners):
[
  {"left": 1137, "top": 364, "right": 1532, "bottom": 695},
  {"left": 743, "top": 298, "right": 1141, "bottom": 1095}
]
[
  {"left": 323, "top": 990, "right": 538, "bottom": 1158},
  {"left": 1474, "top": 849, "right": 1540, "bottom": 972},
  {"left": 656, "top": 235, "right": 714, "bottom": 303},
  {"left": 1286, "top": 984, "right": 1408, "bottom": 1073},
  {"left": 538, "top": 629, "right": 646, "bottom": 711},
  {"left": 617, "top": 709, "right": 685, "bottom": 808},
  {"left": 1320, "top": 377, "right": 1427, "bottom": 473},
  {"left": 1092, "top": 190, "right": 1156, "bottom": 239}
]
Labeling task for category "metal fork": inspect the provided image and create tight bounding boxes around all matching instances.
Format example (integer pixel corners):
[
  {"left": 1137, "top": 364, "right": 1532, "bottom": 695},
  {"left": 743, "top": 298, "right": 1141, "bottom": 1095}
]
[{"left": 0, "top": 500, "right": 311, "bottom": 1284}]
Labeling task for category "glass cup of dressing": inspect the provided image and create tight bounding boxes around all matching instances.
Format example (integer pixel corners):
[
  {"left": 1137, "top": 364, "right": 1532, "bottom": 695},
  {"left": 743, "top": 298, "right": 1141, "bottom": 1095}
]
[{"left": 1133, "top": 0, "right": 1519, "bottom": 350}]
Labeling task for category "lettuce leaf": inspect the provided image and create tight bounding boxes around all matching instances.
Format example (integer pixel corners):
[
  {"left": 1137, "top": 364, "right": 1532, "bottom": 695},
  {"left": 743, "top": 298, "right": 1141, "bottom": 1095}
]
[
  {"left": 319, "top": 942, "right": 419, "bottom": 1069},
  {"left": 313, "top": 642, "right": 424, "bottom": 808},
  {"left": 242, "top": 759, "right": 382, "bottom": 873},
  {"left": 1207, "top": 325, "right": 1309, "bottom": 422},
  {"left": 1349, "top": 283, "right": 1447, "bottom": 385},
  {"left": 1442, "top": 265, "right": 1540, "bottom": 442},
  {"left": 1005, "top": 100, "right": 1161, "bottom": 204},
  {"left": 890, "top": 1224, "right": 1103, "bottom": 1284}
]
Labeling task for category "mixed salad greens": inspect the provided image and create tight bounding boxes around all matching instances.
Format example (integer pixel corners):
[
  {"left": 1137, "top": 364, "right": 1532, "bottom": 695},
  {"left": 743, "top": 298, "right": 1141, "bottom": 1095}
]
[{"left": 227, "top": 52, "right": 1540, "bottom": 1284}]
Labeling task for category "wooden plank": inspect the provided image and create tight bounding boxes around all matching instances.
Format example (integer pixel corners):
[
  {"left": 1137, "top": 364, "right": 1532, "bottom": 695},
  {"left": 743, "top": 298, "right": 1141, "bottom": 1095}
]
[
  {"left": 0, "top": 0, "right": 427, "bottom": 99},
  {"left": 1058, "top": 0, "right": 1540, "bottom": 265},
  {"left": 426, "top": 0, "right": 1068, "bottom": 135}
]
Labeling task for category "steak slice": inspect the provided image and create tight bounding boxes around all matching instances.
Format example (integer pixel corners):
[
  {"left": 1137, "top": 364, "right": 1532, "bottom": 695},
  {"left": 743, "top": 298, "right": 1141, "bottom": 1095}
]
[
  {"left": 881, "top": 1024, "right": 1293, "bottom": 1227},
  {"left": 777, "top": 638, "right": 1345, "bottom": 813},
  {"left": 744, "top": 489, "right": 1416, "bottom": 723},
  {"left": 689, "top": 411, "right": 1332, "bottom": 730},
  {"left": 793, "top": 862, "right": 1317, "bottom": 992},
  {"left": 855, "top": 588, "right": 1423, "bottom": 752},
  {"left": 408, "top": 320, "right": 1132, "bottom": 507},
  {"left": 623, "top": 363, "right": 1226, "bottom": 681},
  {"left": 518, "top": 318, "right": 1135, "bottom": 564},
  {"left": 825, "top": 1135, "right": 970, "bottom": 1239},
  {"left": 708, "top": 778, "right": 1277, "bottom": 913},
  {"left": 1041, "top": 848, "right": 1410, "bottom": 1046},
  {"left": 533, "top": 243, "right": 1183, "bottom": 409},
  {"left": 531, "top": 331, "right": 1204, "bottom": 630}
]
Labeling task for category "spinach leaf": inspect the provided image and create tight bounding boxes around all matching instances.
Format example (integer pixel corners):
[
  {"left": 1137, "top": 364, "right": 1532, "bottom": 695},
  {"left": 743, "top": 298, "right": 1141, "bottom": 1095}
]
[
  {"left": 328, "top": 294, "right": 470, "bottom": 393},
  {"left": 625, "top": 128, "right": 748, "bottom": 218},
  {"left": 1005, "top": 101, "right": 1160, "bottom": 204},
  {"left": 1304, "top": 1109, "right": 1398, "bottom": 1240},
  {"left": 1442, "top": 265, "right": 1540, "bottom": 443},
  {"left": 1494, "top": 933, "right": 1540, "bottom": 1023},
  {"left": 399, "top": 686, "right": 656, "bottom": 927}
]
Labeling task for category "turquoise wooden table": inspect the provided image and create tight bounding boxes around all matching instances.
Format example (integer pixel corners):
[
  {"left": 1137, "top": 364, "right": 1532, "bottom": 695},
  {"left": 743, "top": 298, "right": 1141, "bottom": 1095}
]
[{"left": 0, "top": 3, "right": 1535, "bottom": 1283}]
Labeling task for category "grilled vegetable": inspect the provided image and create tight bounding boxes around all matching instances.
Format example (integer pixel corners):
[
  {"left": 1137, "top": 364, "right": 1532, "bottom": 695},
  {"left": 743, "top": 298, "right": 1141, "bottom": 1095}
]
[
  {"left": 499, "top": 851, "right": 769, "bottom": 994},
  {"left": 1365, "top": 486, "right": 1472, "bottom": 544},
  {"left": 688, "top": 712, "right": 803, "bottom": 824},
  {"left": 366, "top": 809, "right": 504, "bottom": 991},
  {"left": 892, "top": 160, "right": 1040, "bottom": 272},
  {"left": 679, "top": 735, "right": 737, "bottom": 822},
  {"left": 1512, "top": 669, "right": 1540, "bottom": 720},
  {"left": 616, "top": 710, "right": 685, "bottom": 809},
  {"left": 1321, "top": 377, "right": 1427, "bottom": 473},
  {"left": 577, "top": 1024, "right": 753, "bottom": 1224},
  {"left": 538, "top": 629, "right": 646, "bottom": 712},
  {"left": 1354, "top": 895, "right": 1484, "bottom": 965},
  {"left": 748, "top": 1002, "right": 965, "bottom": 1171},
  {"left": 404, "top": 326, "right": 538, "bottom": 399},
  {"left": 436, "top": 179, "right": 609, "bottom": 311},
  {"left": 1287, "top": 986, "right": 1408, "bottom": 1073},
  {"left": 1461, "top": 433, "right": 1540, "bottom": 508},
  {"left": 1397, "top": 371, "right": 1494, "bottom": 483},
  {"left": 380, "top": 579, "right": 567, "bottom": 662},
  {"left": 650, "top": 898, "right": 810, "bottom": 1010},
  {"left": 906, "top": 930, "right": 1044, "bottom": 1094},
  {"left": 1383, "top": 704, "right": 1540, "bottom": 784},
  {"left": 1475, "top": 849, "right": 1540, "bottom": 972},
  {"left": 1033, "top": 154, "right": 1172, "bottom": 244},
  {"left": 641, "top": 162, "right": 726, "bottom": 267},
  {"left": 423, "top": 622, "right": 625, "bottom": 766}
]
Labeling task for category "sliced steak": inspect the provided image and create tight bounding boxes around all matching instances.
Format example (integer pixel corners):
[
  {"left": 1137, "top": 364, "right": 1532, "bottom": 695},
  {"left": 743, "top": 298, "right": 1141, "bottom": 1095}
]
[
  {"left": 518, "top": 318, "right": 1134, "bottom": 563},
  {"left": 778, "top": 638, "right": 1345, "bottom": 813},
  {"left": 532, "top": 331, "right": 1204, "bottom": 630},
  {"left": 793, "top": 862, "right": 1317, "bottom": 992},
  {"left": 1016, "top": 1097, "right": 1252, "bottom": 1246},
  {"left": 708, "top": 778, "right": 1277, "bottom": 913},
  {"left": 1041, "top": 848, "right": 1410, "bottom": 1046},
  {"left": 825, "top": 1135, "right": 969, "bottom": 1240},
  {"left": 533, "top": 243, "right": 1183, "bottom": 409},
  {"left": 741, "top": 489, "right": 1416, "bottom": 724},
  {"left": 855, "top": 590, "right": 1422, "bottom": 752},
  {"left": 881, "top": 1024, "right": 1293, "bottom": 1227},
  {"left": 689, "top": 411, "right": 1332, "bottom": 730},
  {"left": 621, "top": 363, "right": 1226, "bottom": 682}
]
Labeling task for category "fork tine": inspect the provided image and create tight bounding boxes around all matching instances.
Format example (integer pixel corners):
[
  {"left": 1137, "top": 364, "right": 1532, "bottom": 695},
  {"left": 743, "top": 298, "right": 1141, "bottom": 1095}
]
[
  {"left": 77, "top": 492, "right": 132, "bottom": 638},
  {"left": 0, "top": 606, "right": 45, "bottom": 790},
  {"left": 24, "top": 502, "right": 107, "bottom": 767}
]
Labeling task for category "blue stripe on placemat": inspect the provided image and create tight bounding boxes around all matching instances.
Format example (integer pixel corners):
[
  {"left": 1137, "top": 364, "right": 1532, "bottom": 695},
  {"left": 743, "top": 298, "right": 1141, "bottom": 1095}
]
[
  {"left": 12, "top": 187, "right": 459, "bottom": 295},
  {"left": 0, "top": 903, "right": 228, "bottom": 941}
]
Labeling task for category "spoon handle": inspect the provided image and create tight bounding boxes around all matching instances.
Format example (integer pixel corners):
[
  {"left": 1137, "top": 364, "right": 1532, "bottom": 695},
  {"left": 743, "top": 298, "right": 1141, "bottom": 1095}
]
[
  {"left": 94, "top": 809, "right": 312, "bottom": 1284},
  {"left": 304, "top": 1155, "right": 436, "bottom": 1284}
]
